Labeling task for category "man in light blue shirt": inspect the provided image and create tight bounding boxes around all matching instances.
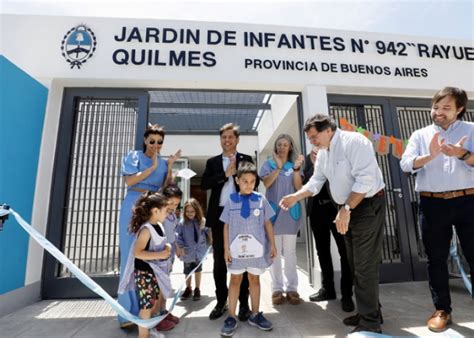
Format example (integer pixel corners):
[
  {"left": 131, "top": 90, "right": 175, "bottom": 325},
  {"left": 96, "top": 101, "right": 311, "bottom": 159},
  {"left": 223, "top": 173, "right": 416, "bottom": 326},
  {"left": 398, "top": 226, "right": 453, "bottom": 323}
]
[
  {"left": 401, "top": 87, "right": 474, "bottom": 333},
  {"left": 280, "top": 114, "right": 386, "bottom": 335}
]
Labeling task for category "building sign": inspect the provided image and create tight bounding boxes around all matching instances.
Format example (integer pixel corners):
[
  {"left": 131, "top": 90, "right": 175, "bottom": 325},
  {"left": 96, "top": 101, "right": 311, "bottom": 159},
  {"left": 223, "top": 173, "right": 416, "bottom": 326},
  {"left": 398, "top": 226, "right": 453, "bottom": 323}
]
[{"left": 108, "top": 25, "right": 474, "bottom": 78}]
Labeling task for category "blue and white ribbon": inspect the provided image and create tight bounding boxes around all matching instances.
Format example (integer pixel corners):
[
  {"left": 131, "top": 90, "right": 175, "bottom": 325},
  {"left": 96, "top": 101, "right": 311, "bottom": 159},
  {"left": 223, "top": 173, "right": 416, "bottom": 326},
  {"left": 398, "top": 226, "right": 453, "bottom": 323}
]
[
  {"left": 450, "top": 239, "right": 472, "bottom": 297},
  {"left": 2, "top": 207, "right": 211, "bottom": 329}
]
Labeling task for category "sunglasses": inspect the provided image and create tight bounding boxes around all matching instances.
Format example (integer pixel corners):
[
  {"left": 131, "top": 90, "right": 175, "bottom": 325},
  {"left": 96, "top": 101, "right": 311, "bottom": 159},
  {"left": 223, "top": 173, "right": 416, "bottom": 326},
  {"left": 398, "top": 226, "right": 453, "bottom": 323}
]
[{"left": 148, "top": 139, "right": 163, "bottom": 145}]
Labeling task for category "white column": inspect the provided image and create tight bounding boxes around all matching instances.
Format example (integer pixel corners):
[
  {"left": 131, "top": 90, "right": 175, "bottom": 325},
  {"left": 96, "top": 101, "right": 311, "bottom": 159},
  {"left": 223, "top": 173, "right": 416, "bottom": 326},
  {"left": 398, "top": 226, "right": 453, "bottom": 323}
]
[
  {"left": 25, "top": 80, "right": 61, "bottom": 287},
  {"left": 301, "top": 85, "right": 342, "bottom": 294}
]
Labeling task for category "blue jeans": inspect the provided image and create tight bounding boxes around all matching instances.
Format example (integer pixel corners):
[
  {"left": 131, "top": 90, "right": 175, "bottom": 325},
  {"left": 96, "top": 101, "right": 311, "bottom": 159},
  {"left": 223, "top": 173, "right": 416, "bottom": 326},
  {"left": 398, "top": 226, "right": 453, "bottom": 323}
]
[{"left": 420, "top": 195, "right": 474, "bottom": 314}]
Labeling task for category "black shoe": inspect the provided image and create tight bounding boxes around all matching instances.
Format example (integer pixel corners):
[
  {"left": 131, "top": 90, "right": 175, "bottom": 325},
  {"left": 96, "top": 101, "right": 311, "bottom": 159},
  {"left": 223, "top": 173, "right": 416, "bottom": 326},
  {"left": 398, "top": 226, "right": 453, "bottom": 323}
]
[
  {"left": 341, "top": 297, "right": 355, "bottom": 312},
  {"left": 309, "top": 288, "right": 336, "bottom": 302},
  {"left": 237, "top": 306, "right": 251, "bottom": 322},
  {"left": 209, "top": 303, "right": 228, "bottom": 320},
  {"left": 343, "top": 311, "right": 383, "bottom": 326},
  {"left": 180, "top": 286, "right": 192, "bottom": 300},
  {"left": 350, "top": 324, "right": 382, "bottom": 334},
  {"left": 343, "top": 313, "right": 360, "bottom": 326},
  {"left": 193, "top": 287, "right": 201, "bottom": 301}
]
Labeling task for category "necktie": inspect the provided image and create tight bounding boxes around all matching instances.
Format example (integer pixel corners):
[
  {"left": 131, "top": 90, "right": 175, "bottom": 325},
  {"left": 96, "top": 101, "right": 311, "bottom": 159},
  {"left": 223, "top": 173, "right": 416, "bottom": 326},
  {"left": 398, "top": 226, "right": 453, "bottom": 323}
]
[
  {"left": 193, "top": 221, "right": 199, "bottom": 243},
  {"left": 241, "top": 194, "right": 251, "bottom": 218}
]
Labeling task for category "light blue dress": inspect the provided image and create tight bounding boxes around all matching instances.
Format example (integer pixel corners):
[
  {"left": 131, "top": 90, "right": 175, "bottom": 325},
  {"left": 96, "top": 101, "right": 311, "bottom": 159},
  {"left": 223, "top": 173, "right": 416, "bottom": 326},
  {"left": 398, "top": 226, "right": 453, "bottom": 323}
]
[{"left": 118, "top": 150, "right": 168, "bottom": 325}]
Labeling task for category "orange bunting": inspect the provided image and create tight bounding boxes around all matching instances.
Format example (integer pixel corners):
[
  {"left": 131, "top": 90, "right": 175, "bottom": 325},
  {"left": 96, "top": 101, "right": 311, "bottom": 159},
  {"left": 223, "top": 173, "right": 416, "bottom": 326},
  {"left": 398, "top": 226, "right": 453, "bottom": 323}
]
[
  {"left": 346, "top": 124, "right": 356, "bottom": 132},
  {"left": 377, "top": 136, "right": 390, "bottom": 155},
  {"left": 392, "top": 139, "right": 405, "bottom": 159},
  {"left": 337, "top": 117, "right": 407, "bottom": 158},
  {"left": 339, "top": 117, "right": 350, "bottom": 128}
]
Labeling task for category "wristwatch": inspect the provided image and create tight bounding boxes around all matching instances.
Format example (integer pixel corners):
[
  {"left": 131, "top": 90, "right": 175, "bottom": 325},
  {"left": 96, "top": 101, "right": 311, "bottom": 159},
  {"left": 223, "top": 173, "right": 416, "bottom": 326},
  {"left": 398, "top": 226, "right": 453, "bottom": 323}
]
[
  {"left": 344, "top": 204, "right": 352, "bottom": 212},
  {"left": 459, "top": 150, "right": 471, "bottom": 161}
]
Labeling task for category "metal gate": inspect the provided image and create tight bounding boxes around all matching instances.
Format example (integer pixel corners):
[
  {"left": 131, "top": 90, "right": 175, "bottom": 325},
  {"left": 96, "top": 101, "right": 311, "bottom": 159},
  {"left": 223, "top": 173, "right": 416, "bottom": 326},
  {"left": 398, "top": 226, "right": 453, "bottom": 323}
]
[
  {"left": 43, "top": 89, "right": 148, "bottom": 298},
  {"left": 328, "top": 95, "right": 474, "bottom": 282}
]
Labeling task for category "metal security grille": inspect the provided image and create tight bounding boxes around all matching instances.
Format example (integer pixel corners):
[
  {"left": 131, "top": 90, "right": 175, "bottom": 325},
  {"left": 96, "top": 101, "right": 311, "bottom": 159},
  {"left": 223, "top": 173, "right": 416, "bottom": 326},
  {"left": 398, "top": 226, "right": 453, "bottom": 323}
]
[
  {"left": 59, "top": 98, "right": 138, "bottom": 277},
  {"left": 330, "top": 105, "right": 401, "bottom": 263},
  {"left": 396, "top": 107, "right": 474, "bottom": 261}
]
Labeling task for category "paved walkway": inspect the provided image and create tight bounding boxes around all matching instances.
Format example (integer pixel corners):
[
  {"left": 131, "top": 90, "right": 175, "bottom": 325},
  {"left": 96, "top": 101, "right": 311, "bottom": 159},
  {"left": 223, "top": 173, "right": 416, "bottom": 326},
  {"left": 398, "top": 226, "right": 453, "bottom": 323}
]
[{"left": 0, "top": 245, "right": 473, "bottom": 337}]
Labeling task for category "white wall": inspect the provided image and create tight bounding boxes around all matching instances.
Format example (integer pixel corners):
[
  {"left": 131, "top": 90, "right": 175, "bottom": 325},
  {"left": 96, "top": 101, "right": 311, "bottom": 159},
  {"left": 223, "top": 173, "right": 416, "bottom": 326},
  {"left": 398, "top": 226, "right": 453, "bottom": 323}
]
[
  {"left": 2, "top": 14, "right": 473, "bottom": 96},
  {"left": 257, "top": 94, "right": 299, "bottom": 154},
  {"left": 25, "top": 81, "right": 64, "bottom": 285},
  {"left": 165, "top": 134, "right": 258, "bottom": 160}
]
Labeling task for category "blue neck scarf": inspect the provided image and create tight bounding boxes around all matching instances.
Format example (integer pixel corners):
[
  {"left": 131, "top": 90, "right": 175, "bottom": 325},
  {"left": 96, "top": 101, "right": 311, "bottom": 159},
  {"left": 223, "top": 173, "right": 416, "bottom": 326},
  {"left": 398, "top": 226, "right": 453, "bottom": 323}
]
[
  {"left": 230, "top": 192, "right": 261, "bottom": 218},
  {"left": 268, "top": 159, "right": 293, "bottom": 171}
]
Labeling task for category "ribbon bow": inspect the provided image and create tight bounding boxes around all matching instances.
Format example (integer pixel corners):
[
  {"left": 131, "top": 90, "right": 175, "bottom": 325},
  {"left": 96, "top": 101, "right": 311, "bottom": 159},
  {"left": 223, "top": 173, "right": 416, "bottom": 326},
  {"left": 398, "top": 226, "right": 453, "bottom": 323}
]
[
  {"left": 268, "top": 159, "right": 293, "bottom": 171},
  {"left": 230, "top": 192, "right": 261, "bottom": 218}
]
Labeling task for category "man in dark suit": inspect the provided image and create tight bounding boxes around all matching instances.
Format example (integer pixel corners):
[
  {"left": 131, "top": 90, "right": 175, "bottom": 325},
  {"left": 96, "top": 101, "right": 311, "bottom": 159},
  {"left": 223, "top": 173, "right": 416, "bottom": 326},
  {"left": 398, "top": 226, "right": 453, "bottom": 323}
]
[
  {"left": 201, "top": 123, "right": 257, "bottom": 321},
  {"left": 303, "top": 148, "right": 354, "bottom": 312}
]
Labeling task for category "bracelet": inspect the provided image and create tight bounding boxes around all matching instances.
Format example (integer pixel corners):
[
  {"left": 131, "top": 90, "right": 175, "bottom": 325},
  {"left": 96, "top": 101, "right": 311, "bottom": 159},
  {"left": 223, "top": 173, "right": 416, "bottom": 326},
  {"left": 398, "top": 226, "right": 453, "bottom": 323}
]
[
  {"left": 293, "top": 166, "right": 300, "bottom": 171},
  {"left": 459, "top": 150, "right": 471, "bottom": 161},
  {"left": 276, "top": 166, "right": 282, "bottom": 170}
]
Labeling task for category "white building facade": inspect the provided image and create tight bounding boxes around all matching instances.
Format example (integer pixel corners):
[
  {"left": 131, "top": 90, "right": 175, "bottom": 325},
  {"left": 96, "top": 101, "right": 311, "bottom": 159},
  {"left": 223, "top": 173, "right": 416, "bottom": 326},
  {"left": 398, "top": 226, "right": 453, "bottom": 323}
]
[{"left": 1, "top": 14, "right": 473, "bottom": 316}]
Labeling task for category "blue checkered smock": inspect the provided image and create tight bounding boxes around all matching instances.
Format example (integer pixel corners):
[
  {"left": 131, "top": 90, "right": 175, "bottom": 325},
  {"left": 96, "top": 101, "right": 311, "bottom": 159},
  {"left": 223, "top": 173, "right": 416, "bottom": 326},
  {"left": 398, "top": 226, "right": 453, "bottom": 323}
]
[{"left": 220, "top": 192, "right": 275, "bottom": 270}]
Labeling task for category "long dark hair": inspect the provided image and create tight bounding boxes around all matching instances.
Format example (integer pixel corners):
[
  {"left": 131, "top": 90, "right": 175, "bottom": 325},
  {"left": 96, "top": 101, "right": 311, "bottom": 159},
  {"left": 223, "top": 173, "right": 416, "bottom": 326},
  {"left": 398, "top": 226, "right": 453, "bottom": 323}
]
[
  {"left": 130, "top": 192, "right": 168, "bottom": 233},
  {"left": 161, "top": 183, "right": 183, "bottom": 199}
]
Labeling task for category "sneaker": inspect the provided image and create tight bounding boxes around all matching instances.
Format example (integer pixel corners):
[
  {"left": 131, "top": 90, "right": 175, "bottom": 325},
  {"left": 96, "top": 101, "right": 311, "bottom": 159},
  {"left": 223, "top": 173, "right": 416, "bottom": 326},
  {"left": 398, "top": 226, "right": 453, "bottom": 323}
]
[
  {"left": 181, "top": 286, "right": 192, "bottom": 300},
  {"left": 221, "top": 316, "right": 238, "bottom": 336},
  {"left": 155, "top": 318, "right": 176, "bottom": 331},
  {"left": 193, "top": 287, "right": 201, "bottom": 301},
  {"left": 272, "top": 291, "right": 285, "bottom": 305},
  {"left": 248, "top": 312, "right": 273, "bottom": 331}
]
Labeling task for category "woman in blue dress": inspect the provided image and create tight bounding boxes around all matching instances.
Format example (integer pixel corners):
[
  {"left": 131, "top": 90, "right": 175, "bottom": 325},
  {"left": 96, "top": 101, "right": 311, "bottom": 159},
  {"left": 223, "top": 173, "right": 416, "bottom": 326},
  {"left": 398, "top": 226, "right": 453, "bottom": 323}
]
[
  {"left": 259, "top": 134, "right": 305, "bottom": 306},
  {"left": 118, "top": 124, "right": 180, "bottom": 328}
]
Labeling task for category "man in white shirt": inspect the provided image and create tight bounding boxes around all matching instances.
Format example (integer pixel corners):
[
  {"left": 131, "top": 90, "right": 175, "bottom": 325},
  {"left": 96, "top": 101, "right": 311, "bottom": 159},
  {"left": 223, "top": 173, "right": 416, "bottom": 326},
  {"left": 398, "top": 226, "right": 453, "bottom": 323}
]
[
  {"left": 280, "top": 114, "right": 385, "bottom": 334},
  {"left": 400, "top": 87, "right": 474, "bottom": 333}
]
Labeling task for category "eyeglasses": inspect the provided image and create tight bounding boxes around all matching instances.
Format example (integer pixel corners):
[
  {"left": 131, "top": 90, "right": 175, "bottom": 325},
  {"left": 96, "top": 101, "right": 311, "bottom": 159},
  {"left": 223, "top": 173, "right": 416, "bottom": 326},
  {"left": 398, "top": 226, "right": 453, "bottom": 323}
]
[{"left": 148, "top": 139, "right": 163, "bottom": 145}]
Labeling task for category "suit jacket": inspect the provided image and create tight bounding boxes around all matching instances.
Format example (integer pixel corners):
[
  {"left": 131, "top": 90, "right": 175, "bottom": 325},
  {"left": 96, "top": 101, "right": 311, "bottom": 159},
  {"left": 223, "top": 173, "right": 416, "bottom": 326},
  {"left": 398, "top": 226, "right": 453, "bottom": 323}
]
[
  {"left": 303, "top": 154, "right": 332, "bottom": 214},
  {"left": 201, "top": 152, "right": 258, "bottom": 229}
]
